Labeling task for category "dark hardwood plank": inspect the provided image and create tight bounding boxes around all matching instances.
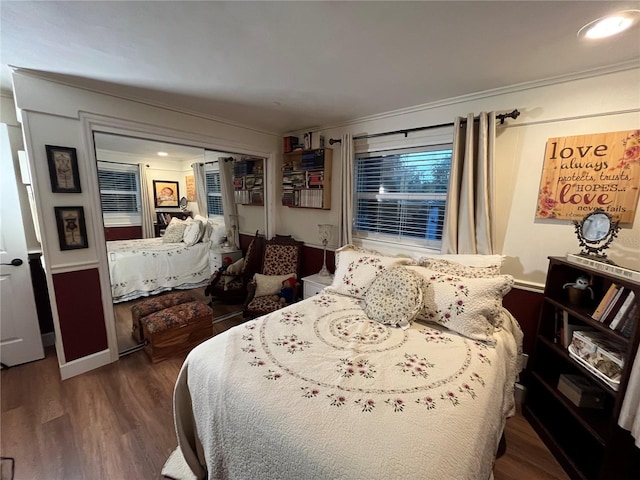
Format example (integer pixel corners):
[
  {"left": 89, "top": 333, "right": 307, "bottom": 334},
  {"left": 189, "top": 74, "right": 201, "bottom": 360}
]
[{"left": 2, "top": 337, "right": 569, "bottom": 480}]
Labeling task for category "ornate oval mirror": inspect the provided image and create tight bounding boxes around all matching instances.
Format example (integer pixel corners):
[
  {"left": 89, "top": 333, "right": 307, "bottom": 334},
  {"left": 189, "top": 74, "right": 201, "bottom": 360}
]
[
  {"left": 179, "top": 196, "right": 188, "bottom": 212},
  {"left": 573, "top": 208, "right": 620, "bottom": 261}
]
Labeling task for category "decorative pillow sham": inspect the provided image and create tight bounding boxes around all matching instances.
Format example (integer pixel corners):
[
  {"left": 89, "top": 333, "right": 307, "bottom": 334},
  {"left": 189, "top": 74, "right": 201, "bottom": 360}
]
[
  {"left": 420, "top": 258, "right": 501, "bottom": 278},
  {"left": 210, "top": 222, "right": 227, "bottom": 245},
  {"left": 406, "top": 265, "right": 514, "bottom": 344},
  {"left": 363, "top": 266, "right": 423, "bottom": 329},
  {"left": 162, "top": 222, "right": 187, "bottom": 243},
  {"left": 253, "top": 273, "right": 297, "bottom": 298},
  {"left": 326, "top": 244, "right": 415, "bottom": 299},
  {"left": 418, "top": 253, "right": 504, "bottom": 268},
  {"left": 182, "top": 220, "right": 204, "bottom": 246}
]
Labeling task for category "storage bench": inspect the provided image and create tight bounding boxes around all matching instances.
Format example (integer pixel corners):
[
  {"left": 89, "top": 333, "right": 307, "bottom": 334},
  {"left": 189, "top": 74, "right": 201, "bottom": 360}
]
[
  {"left": 131, "top": 291, "right": 195, "bottom": 343},
  {"left": 140, "top": 301, "right": 213, "bottom": 363}
]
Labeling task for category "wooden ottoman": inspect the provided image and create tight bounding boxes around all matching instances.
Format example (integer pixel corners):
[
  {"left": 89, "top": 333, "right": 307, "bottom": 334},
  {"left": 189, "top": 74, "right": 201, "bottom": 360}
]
[
  {"left": 140, "top": 301, "right": 213, "bottom": 363},
  {"left": 130, "top": 291, "right": 195, "bottom": 343}
]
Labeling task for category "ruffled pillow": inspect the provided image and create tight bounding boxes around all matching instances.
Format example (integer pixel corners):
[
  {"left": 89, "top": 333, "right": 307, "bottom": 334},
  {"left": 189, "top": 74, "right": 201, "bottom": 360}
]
[
  {"left": 418, "top": 254, "right": 504, "bottom": 268},
  {"left": 162, "top": 222, "right": 187, "bottom": 243},
  {"left": 182, "top": 220, "right": 204, "bottom": 246},
  {"left": 406, "top": 265, "right": 514, "bottom": 344},
  {"left": 363, "top": 266, "right": 423, "bottom": 329},
  {"left": 325, "top": 244, "right": 415, "bottom": 299},
  {"left": 419, "top": 258, "right": 501, "bottom": 278}
]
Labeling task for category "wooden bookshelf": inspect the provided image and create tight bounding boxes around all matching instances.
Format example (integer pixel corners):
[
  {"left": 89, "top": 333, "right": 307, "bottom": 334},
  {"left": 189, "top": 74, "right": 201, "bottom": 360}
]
[
  {"left": 234, "top": 157, "right": 264, "bottom": 206},
  {"left": 281, "top": 148, "right": 332, "bottom": 209},
  {"left": 524, "top": 256, "right": 640, "bottom": 480}
]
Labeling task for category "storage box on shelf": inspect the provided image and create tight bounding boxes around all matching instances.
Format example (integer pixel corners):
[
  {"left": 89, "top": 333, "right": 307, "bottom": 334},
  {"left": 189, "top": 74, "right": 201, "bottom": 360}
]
[
  {"left": 282, "top": 148, "right": 332, "bottom": 209},
  {"left": 233, "top": 157, "right": 264, "bottom": 206},
  {"left": 524, "top": 256, "right": 640, "bottom": 480}
]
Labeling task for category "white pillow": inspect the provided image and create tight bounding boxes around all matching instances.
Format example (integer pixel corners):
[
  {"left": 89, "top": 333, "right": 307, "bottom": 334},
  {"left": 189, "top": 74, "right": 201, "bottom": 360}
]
[
  {"left": 325, "top": 244, "right": 415, "bottom": 299},
  {"left": 363, "top": 266, "right": 423, "bottom": 329},
  {"left": 162, "top": 222, "right": 187, "bottom": 243},
  {"left": 182, "top": 220, "right": 204, "bottom": 246},
  {"left": 210, "top": 222, "right": 227, "bottom": 245},
  {"left": 418, "top": 254, "right": 504, "bottom": 268},
  {"left": 406, "top": 265, "right": 514, "bottom": 344},
  {"left": 254, "top": 273, "right": 297, "bottom": 297}
]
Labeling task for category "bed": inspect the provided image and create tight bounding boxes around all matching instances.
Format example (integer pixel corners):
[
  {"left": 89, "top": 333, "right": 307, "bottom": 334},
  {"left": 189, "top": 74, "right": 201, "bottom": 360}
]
[
  {"left": 172, "top": 246, "right": 524, "bottom": 480},
  {"left": 107, "top": 238, "right": 210, "bottom": 303}
]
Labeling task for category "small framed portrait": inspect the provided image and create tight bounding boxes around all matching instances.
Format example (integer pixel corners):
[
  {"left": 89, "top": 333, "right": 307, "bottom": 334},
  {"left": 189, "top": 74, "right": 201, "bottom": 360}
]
[
  {"left": 153, "top": 180, "right": 180, "bottom": 208},
  {"left": 54, "top": 206, "right": 89, "bottom": 250},
  {"left": 46, "top": 145, "right": 81, "bottom": 193}
]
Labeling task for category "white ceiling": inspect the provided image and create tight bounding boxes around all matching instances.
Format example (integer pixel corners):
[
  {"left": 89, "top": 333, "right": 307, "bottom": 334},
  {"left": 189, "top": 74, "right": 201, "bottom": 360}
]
[{"left": 2, "top": 1, "right": 639, "bottom": 134}]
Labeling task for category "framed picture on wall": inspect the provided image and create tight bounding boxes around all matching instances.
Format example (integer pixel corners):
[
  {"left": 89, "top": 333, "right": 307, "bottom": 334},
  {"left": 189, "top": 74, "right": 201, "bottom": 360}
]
[
  {"left": 153, "top": 180, "right": 180, "bottom": 208},
  {"left": 46, "top": 145, "right": 81, "bottom": 193},
  {"left": 54, "top": 206, "right": 89, "bottom": 250}
]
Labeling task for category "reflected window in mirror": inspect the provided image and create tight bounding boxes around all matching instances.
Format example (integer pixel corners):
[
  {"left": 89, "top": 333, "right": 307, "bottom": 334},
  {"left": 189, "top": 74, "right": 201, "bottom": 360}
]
[{"left": 573, "top": 208, "right": 621, "bottom": 262}]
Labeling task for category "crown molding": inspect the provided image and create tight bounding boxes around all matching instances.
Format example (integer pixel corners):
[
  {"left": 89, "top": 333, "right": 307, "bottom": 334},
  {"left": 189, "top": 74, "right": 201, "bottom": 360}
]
[{"left": 317, "top": 60, "right": 640, "bottom": 133}]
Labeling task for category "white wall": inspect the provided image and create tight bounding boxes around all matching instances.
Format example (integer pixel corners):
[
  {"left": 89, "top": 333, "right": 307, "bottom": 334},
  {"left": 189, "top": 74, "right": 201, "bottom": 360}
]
[
  {"left": 1, "top": 94, "right": 40, "bottom": 251},
  {"left": 284, "top": 67, "right": 640, "bottom": 287}
]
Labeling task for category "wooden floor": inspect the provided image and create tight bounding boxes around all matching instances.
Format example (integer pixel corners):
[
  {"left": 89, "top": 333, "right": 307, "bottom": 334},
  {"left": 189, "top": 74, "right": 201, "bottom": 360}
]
[{"left": 1, "top": 317, "right": 569, "bottom": 480}]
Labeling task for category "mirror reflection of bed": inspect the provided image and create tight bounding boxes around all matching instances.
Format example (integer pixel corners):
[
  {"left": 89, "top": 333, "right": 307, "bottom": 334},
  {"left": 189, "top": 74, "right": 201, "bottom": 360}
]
[{"left": 93, "top": 132, "right": 267, "bottom": 355}]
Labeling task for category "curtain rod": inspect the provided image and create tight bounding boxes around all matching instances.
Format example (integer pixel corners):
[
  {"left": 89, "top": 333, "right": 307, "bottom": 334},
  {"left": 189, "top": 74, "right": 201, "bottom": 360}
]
[
  {"left": 98, "top": 159, "right": 149, "bottom": 167},
  {"left": 328, "top": 109, "right": 520, "bottom": 145}
]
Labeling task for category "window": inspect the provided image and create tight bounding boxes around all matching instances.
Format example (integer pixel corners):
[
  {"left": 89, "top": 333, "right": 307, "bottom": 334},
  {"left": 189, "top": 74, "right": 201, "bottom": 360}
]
[
  {"left": 205, "top": 169, "right": 224, "bottom": 216},
  {"left": 97, "top": 163, "right": 141, "bottom": 224},
  {"left": 353, "top": 145, "right": 452, "bottom": 248}
]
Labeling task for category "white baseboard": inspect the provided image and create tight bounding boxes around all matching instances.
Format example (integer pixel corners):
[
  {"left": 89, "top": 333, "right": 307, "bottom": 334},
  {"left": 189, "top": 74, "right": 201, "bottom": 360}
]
[{"left": 59, "top": 349, "right": 114, "bottom": 380}]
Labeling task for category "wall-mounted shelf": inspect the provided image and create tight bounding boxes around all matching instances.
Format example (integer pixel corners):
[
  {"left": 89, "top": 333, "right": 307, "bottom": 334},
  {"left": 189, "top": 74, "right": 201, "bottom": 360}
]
[
  {"left": 281, "top": 148, "right": 332, "bottom": 209},
  {"left": 234, "top": 157, "right": 264, "bottom": 206}
]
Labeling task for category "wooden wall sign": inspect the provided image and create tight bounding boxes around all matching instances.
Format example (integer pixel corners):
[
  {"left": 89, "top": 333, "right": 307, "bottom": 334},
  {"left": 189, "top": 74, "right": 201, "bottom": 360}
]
[
  {"left": 185, "top": 175, "right": 196, "bottom": 202},
  {"left": 536, "top": 130, "right": 640, "bottom": 224}
]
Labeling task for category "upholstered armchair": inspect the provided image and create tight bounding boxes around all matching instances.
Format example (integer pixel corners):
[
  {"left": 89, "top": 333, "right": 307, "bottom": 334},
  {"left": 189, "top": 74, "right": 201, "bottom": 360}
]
[
  {"left": 243, "top": 235, "right": 303, "bottom": 319},
  {"left": 205, "top": 231, "right": 265, "bottom": 305}
]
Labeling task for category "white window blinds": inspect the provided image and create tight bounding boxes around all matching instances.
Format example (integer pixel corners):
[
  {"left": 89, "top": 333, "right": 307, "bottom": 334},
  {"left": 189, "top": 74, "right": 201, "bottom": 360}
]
[
  {"left": 205, "top": 170, "right": 224, "bottom": 216},
  {"left": 97, "top": 163, "right": 140, "bottom": 213},
  {"left": 354, "top": 145, "right": 452, "bottom": 248}
]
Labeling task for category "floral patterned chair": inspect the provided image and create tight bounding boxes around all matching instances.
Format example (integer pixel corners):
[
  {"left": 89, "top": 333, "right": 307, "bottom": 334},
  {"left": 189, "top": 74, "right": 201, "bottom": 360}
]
[
  {"left": 205, "top": 231, "right": 265, "bottom": 305},
  {"left": 243, "top": 235, "right": 303, "bottom": 319}
]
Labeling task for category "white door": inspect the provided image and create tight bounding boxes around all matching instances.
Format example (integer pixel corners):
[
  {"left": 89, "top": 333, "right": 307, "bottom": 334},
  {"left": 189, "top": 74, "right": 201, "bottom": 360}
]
[{"left": 0, "top": 124, "right": 44, "bottom": 366}]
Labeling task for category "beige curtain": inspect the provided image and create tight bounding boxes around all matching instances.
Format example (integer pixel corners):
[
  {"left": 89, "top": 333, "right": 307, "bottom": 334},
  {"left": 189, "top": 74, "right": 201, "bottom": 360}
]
[
  {"left": 339, "top": 133, "right": 354, "bottom": 246},
  {"left": 441, "top": 112, "right": 496, "bottom": 254},
  {"left": 192, "top": 162, "right": 208, "bottom": 218},
  {"left": 219, "top": 158, "right": 239, "bottom": 246},
  {"left": 619, "top": 347, "right": 640, "bottom": 447},
  {"left": 138, "top": 163, "right": 154, "bottom": 238}
]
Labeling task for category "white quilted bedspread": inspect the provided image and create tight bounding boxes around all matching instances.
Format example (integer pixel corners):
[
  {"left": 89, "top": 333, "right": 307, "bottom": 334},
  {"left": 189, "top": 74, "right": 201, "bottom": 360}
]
[
  {"left": 174, "top": 291, "right": 522, "bottom": 480},
  {"left": 107, "top": 238, "right": 210, "bottom": 303}
]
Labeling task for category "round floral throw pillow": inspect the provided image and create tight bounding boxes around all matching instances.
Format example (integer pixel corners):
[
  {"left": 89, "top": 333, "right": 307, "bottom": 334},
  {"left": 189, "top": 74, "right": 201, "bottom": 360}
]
[{"left": 362, "top": 266, "right": 423, "bottom": 329}]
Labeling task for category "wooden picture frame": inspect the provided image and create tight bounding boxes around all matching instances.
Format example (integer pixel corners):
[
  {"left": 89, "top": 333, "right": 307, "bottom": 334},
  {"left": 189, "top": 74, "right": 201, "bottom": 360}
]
[
  {"left": 153, "top": 180, "right": 180, "bottom": 208},
  {"left": 46, "top": 145, "right": 81, "bottom": 193},
  {"left": 54, "top": 206, "right": 89, "bottom": 250}
]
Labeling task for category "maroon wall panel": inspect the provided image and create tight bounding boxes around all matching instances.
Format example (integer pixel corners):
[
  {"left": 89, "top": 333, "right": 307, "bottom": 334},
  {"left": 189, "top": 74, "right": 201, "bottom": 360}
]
[
  {"left": 52, "top": 268, "right": 108, "bottom": 362},
  {"left": 503, "top": 287, "right": 543, "bottom": 357},
  {"left": 104, "top": 226, "right": 142, "bottom": 241},
  {"left": 301, "top": 245, "right": 335, "bottom": 278}
]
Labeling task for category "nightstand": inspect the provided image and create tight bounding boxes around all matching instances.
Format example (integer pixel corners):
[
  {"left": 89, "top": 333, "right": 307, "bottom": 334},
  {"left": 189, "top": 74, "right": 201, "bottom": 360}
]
[
  {"left": 209, "top": 247, "right": 242, "bottom": 275},
  {"left": 302, "top": 273, "right": 334, "bottom": 299}
]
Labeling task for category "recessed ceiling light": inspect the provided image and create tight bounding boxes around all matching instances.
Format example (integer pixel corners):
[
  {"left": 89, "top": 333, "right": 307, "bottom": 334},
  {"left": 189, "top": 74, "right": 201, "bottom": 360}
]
[
  {"left": 157, "top": 151, "right": 168, "bottom": 156},
  {"left": 578, "top": 10, "right": 639, "bottom": 39}
]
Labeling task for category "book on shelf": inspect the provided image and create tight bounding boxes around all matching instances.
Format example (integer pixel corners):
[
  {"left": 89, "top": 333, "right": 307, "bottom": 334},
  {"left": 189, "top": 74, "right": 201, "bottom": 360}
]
[
  {"left": 565, "top": 253, "right": 640, "bottom": 282},
  {"left": 592, "top": 283, "right": 620, "bottom": 321},
  {"left": 610, "top": 290, "right": 636, "bottom": 330},
  {"left": 620, "top": 303, "right": 638, "bottom": 338},
  {"left": 599, "top": 285, "right": 626, "bottom": 325},
  {"left": 283, "top": 136, "right": 298, "bottom": 153}
]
